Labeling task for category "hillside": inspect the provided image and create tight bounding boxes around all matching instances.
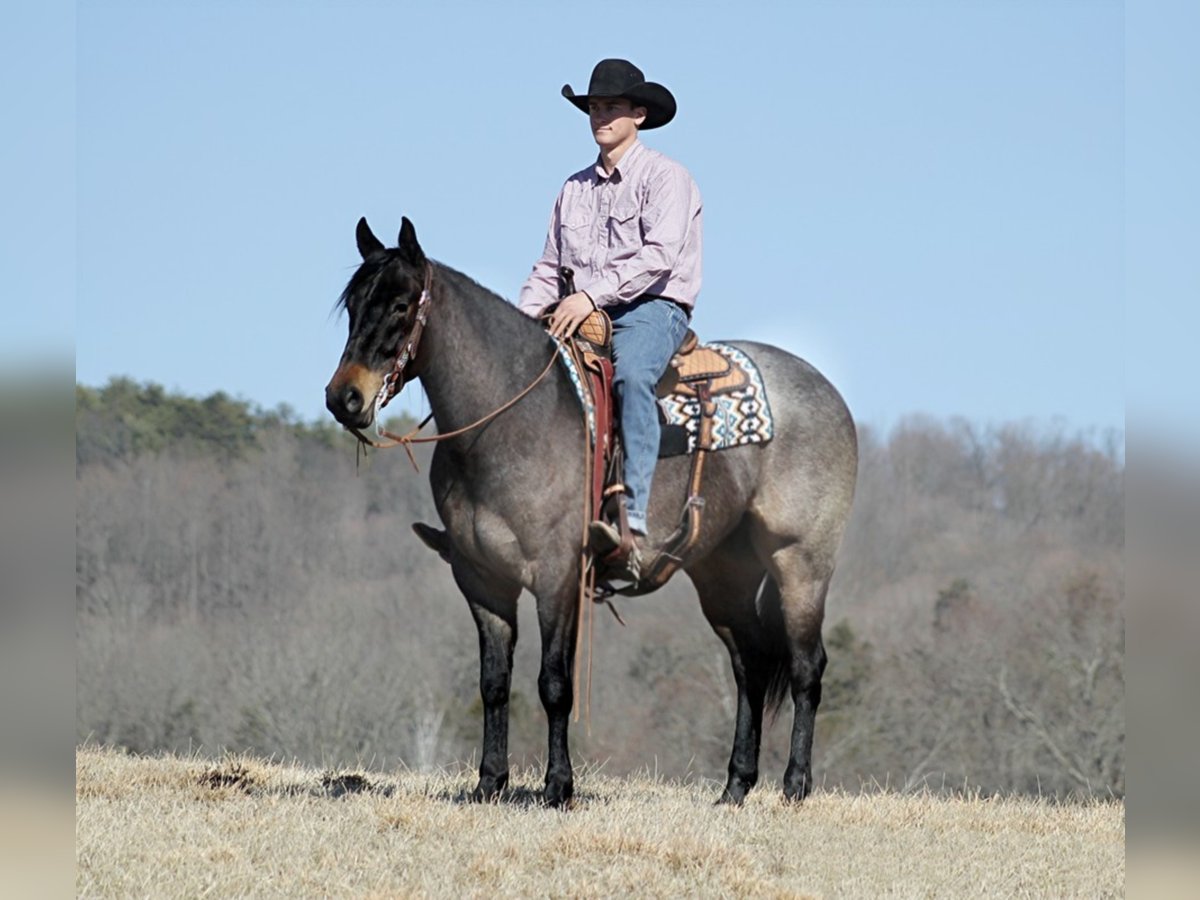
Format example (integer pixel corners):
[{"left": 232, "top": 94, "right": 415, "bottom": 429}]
[{"left": 76, "top": 378, "right": 1124, "bottom": 799}]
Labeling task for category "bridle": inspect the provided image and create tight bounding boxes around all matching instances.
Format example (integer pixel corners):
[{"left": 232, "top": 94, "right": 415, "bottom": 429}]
[
  {"left": 373, "top": 259, "right": 435, "bottom": 415},
  {"left": 344, "top": 260, "right": 560, "bottom": 469}
]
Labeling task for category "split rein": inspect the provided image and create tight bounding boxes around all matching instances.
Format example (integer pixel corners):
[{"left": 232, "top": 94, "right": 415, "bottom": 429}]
[
  {"left": 344, "top": 263, "right": 606, "bottom": 728},
  {"left": 344, "top": 262, "right": 561, "bottom": 470}
]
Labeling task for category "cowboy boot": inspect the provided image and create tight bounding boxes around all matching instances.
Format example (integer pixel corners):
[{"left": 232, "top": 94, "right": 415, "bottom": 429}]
[{"left": 588, "top": 521, "right": 643, "bottom": 583}]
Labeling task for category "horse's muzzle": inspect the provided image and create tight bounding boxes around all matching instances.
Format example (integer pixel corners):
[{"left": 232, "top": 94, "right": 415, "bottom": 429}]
[
  {"left": 325, "top": 363, "right": 381, "bottom": 429},
  {"left": 326, "top": 382, "right": 363, "bottom": 421}
]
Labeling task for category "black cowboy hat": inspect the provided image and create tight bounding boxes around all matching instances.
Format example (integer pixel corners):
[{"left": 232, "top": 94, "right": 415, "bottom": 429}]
[{"left": 561, "top": 58, "right": 677, "bottom": 130}]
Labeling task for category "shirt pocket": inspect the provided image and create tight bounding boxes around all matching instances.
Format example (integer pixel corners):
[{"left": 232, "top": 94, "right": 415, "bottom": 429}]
[
  {"left": 606, "top": 204, "right": 642, "bottom": 253},
  {"left": 558, "top": 215, "right": 592, "bottom": 263}
]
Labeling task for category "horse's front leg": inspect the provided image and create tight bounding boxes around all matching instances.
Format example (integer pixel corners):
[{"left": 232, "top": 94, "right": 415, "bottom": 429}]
[
  {"left": 453, "top": 560, "right": 520, "bottom": 802},
  {"left": 535, "top": 583, "right": 579, "bottom": 808}
]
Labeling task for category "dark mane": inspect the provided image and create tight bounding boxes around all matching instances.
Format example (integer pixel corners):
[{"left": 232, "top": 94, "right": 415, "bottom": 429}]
[
  {"left": 336, "top": 254, "right": 549, "bottom": 345},
  {"left": 433, "top": 263, "right": 551, "bottom": 342}
]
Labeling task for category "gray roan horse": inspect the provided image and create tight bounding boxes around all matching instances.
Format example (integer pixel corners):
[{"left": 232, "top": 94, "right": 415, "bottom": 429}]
[{"left": 325, "top": 218, "right": 857, "bottom": 807}]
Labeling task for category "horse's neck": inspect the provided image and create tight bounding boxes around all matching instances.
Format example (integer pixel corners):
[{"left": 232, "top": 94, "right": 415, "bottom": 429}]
[{"left": 417, "top": 268, "right": 556, "bottom": 432}]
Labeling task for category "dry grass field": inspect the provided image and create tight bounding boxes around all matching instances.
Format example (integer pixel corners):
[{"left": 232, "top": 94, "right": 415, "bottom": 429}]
[{"left": 76, "top": 746, "right": 1123, "bottom": 898}]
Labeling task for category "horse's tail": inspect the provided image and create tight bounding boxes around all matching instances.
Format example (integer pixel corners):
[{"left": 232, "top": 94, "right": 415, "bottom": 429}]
[{"left": 756, "top": 574, "right": 793, "bottom": 720}]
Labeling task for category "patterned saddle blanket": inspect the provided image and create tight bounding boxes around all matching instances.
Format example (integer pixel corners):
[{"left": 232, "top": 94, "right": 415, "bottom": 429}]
[
  {"left": 558, "top": 336, "right": 774, "bottom": 457},
  {"left": 554, "top": 313, "right": 775, "bottom": 592},
  {"left": 655, "top": 342, "right": 773, "bottom": 457}
]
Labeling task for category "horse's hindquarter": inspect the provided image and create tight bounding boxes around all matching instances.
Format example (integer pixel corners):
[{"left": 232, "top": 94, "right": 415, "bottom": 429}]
[
  {"left": 650, "top": 341, "right": 857, "bottom": 566},
  {"left": 735, "top": 340, "right": 858, "bottom": 551}
]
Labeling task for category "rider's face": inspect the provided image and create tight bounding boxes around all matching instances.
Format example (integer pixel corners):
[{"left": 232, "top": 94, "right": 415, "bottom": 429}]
[{"left": 588, "top": 98, "right": 646, "bottom": 152}]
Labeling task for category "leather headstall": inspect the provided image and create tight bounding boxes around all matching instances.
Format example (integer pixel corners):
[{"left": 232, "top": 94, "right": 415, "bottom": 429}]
[{"left": 374, "top": 260, "right": 435, "bottom": 416}]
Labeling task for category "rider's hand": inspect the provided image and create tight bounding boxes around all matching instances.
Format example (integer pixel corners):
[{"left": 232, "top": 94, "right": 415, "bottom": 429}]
[{"left": 548, "top": 292, "right": 596, "bottom": 340}]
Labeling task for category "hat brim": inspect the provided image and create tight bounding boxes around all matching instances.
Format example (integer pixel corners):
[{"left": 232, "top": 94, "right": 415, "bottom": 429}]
[{"left": 561, "top": 81, "right": 676, "bottom": 130}]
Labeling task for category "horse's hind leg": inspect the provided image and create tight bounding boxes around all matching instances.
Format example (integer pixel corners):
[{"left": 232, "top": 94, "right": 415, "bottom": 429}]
[
  {"left": 784, "top": 629, "right": 827, "bottom": 802},
  {"left": 689, "top": 533, "right": 787, "bottom": 806},
  {"left": 453, "top": 561, "right": 520, "bottom": 802},
  {"left": 767, "top": 544, "right": 831, "bottom": 802}
]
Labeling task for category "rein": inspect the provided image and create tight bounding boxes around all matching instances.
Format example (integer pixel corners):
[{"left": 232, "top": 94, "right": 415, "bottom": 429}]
[
  {"left": 345, "top": 263, "right": 562, "bottom": 469},
  {"left": 348, "top": 349, "right": 562, "bottom": 469},
  {"left": 342, "top": 261, "right": 604, "bottom": 729}
]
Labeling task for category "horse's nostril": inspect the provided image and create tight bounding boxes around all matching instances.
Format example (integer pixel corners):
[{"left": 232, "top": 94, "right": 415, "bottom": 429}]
[{"left": 343, "top": 385, "right": 363, "bottom": 415}]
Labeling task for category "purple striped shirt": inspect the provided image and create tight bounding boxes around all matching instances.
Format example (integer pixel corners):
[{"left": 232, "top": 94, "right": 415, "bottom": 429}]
[{"left": 518, "top": 140, "right": 703, "bottom": 316}]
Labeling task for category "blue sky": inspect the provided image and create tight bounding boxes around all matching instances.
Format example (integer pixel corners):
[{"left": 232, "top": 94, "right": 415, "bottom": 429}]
[{"left": 13, "top": 0, "right": 1195, "bottom": 441}]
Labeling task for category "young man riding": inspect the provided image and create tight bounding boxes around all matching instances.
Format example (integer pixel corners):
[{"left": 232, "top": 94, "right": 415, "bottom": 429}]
[{"left": 518, "top": 58, "right": 703, "bottom": 579}]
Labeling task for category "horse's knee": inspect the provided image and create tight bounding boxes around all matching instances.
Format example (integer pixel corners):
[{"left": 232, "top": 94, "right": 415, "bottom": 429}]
[
  {"left": 480, "top": 670, "right": 510, "bottom": 708},
  {"left": 538, "top": 669, "right": 572, "bottom": 714}
]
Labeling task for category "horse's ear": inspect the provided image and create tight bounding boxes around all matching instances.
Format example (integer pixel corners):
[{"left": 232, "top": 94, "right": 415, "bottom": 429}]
[
  {"left": 356, "top": 217, "right": 386, "bottom": 259},
  {"left": 398, "top": 216, "right": 426, "bottom": 268}
]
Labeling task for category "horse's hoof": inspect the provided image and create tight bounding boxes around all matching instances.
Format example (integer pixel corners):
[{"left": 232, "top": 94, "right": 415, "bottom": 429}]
[
  {"left": 715, "top": 786, "right": 748, "bottom": 806},
  {"left": 782, "top": 759, "right": 815, "bottom": 803},
  {"left": 716, "top": 773, "right": 755, "bottom": 806},
  {"left": 470, "top": 776, "right": 507, "bottom": 803},
  {"left": 782, "top": 774, "right": 813, "bottom": 804},
  {"left": 542, "top": 780, "right": 574, "bottom": 809}
]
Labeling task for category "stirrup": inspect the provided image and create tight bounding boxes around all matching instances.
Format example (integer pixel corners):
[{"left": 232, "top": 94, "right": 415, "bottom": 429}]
[
  {"left": 600, "top": 547, "right": 642, "bottom": 585},
  {"left": 589, "top": 521, "right": 642, "bottom": 584},
  {"left": 588, "top": 520, "right": 622, "bottom": 555}
]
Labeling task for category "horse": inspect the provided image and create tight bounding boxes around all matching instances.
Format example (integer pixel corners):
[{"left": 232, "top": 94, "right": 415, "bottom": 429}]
[{"left": 325, "top": 217, "right": 858, "bottom": 807}]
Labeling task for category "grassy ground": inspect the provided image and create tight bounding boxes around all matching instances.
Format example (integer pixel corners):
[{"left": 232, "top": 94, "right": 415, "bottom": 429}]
[{"left": 76, "top": 746, "right": 1123, "bottom": 898}]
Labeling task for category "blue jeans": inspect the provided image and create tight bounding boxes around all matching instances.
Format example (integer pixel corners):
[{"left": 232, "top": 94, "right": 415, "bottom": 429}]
[{"left": 609, "top": 298, "right": 691, "bottom": 534}]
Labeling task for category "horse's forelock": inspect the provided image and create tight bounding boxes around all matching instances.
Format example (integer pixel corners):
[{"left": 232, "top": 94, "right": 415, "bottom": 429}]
[{"left": 335, "top": 253, "right": 417, "bottom": 315}]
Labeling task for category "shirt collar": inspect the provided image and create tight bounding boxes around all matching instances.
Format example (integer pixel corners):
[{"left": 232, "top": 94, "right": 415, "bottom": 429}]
[{"left": 593, "top": 139, "right": 644, "bottom": 182}]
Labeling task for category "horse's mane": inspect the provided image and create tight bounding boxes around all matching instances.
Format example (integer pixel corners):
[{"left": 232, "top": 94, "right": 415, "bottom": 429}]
[
  {"left": 433, "top": 263, "right": 549, "bottom": 340},
  {"left": 335, "top": 252, "right": 549, "bottom": 346}
]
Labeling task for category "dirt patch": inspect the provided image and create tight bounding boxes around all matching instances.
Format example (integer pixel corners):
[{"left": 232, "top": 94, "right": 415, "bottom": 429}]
[
  {"left": 321, "top": 772, "right": 374, "bottom": 798},
  {"left": 199, "top": 763, "right": 261, "bottom": 793}
]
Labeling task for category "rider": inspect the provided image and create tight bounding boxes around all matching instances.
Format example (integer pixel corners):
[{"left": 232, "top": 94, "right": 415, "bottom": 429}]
[{"left": 518, "top": 58, "right": 703, "bottom": 577}]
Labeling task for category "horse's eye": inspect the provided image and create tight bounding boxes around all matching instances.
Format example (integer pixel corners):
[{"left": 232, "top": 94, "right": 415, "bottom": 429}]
[{"left": 392, "top": 298, "right": 409, "bottom": 317}]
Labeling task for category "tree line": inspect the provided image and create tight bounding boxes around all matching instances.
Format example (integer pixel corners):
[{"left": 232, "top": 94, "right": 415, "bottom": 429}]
[{"left": 76, "top": 379, "right": 1124, "bottom": 798}]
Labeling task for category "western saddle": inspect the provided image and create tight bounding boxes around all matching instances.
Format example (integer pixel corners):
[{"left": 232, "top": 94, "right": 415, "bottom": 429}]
[
  {"left": 411, "top": 272, "right": 744, "bottom": 597},
  {"left": 563, "top": 295, "right": 735, "bottom": 596}
]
